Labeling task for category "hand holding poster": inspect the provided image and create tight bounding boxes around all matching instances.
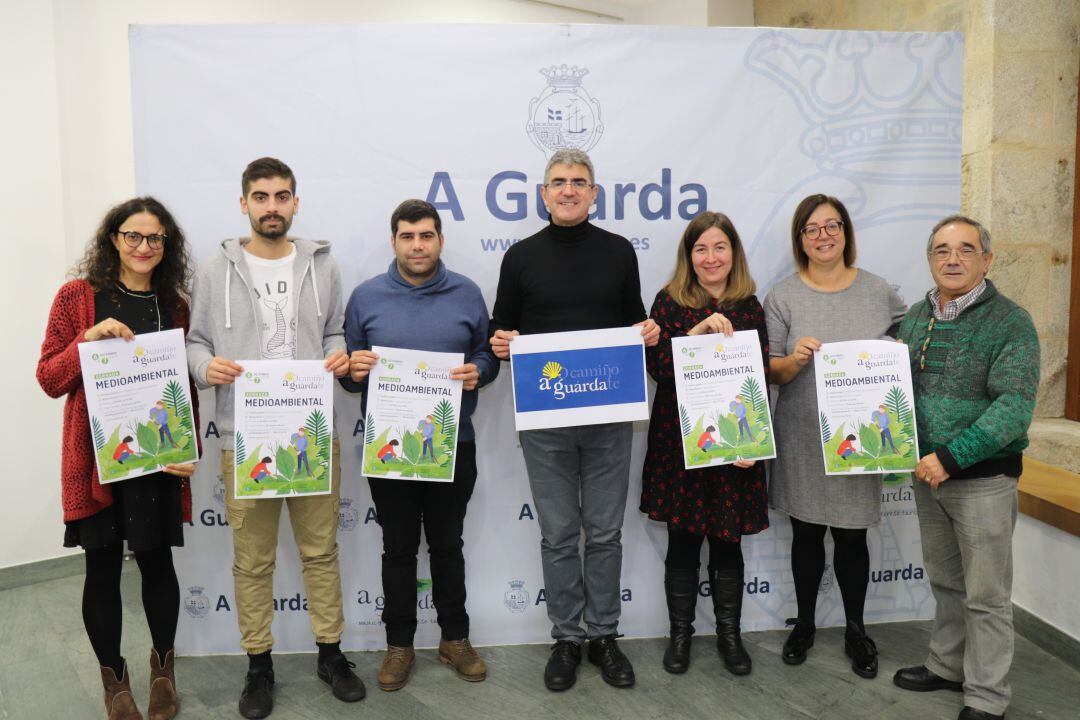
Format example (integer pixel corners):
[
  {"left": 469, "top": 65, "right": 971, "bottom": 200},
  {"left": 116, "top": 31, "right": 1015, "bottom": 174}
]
[
  {"left": 509, "top": 327, "right": 649, "bottom": 431},
  {"left": 671, "top": 330, "right": 774, "bottom": 468},
  {"left": 78, "top": 328, "right": 198, "bottom": 483},
  {"left": 233, "top": 360, "right": 333, "bottom": 499},
  {"left": 362, "top": 347, "right": 464, "bottom": 482},
  {"left": 814, "top": 339, "right": 919, "bottom": 475}
]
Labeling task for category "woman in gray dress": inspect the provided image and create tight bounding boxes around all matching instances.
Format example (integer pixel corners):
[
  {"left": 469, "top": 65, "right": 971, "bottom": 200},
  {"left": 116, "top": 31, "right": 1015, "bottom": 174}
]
[{"left": 764, "top": 194, "right": 905, "bottom": 679}]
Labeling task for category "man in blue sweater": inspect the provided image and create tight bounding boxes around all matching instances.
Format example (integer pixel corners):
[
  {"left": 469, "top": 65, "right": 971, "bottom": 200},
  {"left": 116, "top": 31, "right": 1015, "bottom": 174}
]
[{"left": 343, "top": 199, "right": 498, "bottom": 692}]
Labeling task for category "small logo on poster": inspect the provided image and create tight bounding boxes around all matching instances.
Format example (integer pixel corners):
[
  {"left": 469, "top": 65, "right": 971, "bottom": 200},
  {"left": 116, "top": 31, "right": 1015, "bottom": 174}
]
[
  {"left": 504, "top": 580, "right": 529, "bottom": 613},
  {"left": 184, "top": 587, "right": 210, "bottom": 619},
  {"left": 212, "top": 474, "right": 226, "bottom": 507},
  {"left": 527, "top": 64, "right": 604, "bottom": 157},
  {"left": 338, "top": 497, "right": 359, "bottom": 532}
]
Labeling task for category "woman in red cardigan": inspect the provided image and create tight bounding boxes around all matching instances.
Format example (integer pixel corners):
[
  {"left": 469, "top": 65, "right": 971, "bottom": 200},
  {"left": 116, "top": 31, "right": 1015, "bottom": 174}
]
[{"left": 37, "top": 197, "right": 195, "bottom": 720}]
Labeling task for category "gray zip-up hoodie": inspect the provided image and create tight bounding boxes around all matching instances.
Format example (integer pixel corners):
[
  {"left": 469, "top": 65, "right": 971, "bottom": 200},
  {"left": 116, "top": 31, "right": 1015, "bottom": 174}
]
[{"left": 186, "top": 237, "right": 346, "bottom": 437}]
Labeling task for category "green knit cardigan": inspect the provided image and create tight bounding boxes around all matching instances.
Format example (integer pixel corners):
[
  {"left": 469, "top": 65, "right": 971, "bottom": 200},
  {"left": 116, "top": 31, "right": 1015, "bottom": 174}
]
[{"left": 897, "top": 280, "right": 1040, "bottom": 479}]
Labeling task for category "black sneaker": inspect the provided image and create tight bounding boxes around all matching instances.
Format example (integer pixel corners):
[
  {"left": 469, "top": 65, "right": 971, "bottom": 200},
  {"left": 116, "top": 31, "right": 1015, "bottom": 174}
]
[
  {"left": 587, "top": 635, "right": 635, "bottom": 688},
  {"left": 317, "top": 652, "right": 367, "bottom": 702},
  {"left": 238, "top": 667, "right": 275, "bottom": 719},
  {"left": 544, "top": 640, "right": 582, "bottom": 691}
]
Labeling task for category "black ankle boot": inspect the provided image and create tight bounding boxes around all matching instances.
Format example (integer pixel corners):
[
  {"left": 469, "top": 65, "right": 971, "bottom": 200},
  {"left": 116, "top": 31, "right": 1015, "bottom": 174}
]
[
  {"left": 662, "top": 566, "right": 699, "bottom": 674},
  {"left": 711, "top": 567, "right": 751, "bottom": 676}
]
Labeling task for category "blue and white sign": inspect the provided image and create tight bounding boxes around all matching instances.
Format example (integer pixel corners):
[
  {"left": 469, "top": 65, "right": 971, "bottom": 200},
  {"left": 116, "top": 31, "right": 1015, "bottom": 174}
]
[{"left": 510, "top": 327, "right": 648, "bottom": 430}]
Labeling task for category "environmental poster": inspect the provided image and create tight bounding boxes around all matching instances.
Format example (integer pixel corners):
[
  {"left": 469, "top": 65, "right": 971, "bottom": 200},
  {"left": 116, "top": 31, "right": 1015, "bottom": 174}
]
[
  {"left": 814, "top": 339, "right": 919, "bottom": 475},
  {"left": 78, "top": 328, "right": 199, "bottom": 484},
  {"left": 362, "top": 346, "right": 464, "bottom": 482},
  {"left": 233, "top": 360, "right": 333, "bottom": 498},
  {"left": 671, "top": 331, "right": 775, "bottom": 468}
]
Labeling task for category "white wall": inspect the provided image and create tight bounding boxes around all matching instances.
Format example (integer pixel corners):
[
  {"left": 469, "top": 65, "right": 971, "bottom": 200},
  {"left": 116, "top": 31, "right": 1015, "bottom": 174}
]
[
  {"left": 1013, "top": 515, "right": 1080, "bottom": 642},
  {"left": 1, "top": 0, "right": 72, "bottom": 569},
  {"left": 1, "top": 0, "right": 750, "bottom": 569}
]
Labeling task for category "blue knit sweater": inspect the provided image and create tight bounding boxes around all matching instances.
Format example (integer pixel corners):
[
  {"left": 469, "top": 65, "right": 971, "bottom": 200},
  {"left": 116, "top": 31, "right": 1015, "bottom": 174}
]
[{"left": 342, "top": 261, "right": 499, "bottom": 441}]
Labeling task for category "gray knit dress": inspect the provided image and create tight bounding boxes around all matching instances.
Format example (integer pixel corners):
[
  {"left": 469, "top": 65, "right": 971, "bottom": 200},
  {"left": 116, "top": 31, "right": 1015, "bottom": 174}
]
[{"left": 764, "top": 270, "right": 906, "bottom": 529}]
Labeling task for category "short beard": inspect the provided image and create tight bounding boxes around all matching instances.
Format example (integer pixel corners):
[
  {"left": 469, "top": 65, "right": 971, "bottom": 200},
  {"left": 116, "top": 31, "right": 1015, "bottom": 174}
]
[{"left": 252, "top": 215, "right": 291, "bottom": 240}]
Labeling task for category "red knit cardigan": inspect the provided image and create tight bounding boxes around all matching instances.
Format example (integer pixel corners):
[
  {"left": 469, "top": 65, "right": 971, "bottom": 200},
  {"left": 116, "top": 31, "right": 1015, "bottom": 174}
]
[{"left": 37, "top": 279, "right": 197, "bottom": 523}]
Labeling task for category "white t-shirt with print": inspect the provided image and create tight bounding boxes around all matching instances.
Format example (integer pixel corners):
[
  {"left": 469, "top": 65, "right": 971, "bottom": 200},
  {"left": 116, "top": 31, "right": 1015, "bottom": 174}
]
[{"left": 244, "top": 244, "right": 297, "bottom": 360}]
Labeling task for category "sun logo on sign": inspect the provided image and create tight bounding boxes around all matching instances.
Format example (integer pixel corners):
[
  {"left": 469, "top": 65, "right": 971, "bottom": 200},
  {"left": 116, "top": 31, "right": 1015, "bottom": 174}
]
[
  {"left": 134, "top": 347, "right": 145, "bottom": 357},
  {"left": 284, "top": 372, "right": 296, "bottom": 382},
  {"left": 541, "top": 361, "right": 564, "bottom": 380},
  {"left": 715, "top": 344, "right": 725, "bottom": 353}
]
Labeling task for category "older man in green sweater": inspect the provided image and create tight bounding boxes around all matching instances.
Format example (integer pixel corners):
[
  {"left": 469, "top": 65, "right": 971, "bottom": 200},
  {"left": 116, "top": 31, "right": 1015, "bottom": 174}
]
[{"left": 893, "top": 215, "right": 1040, "bottom": 720}]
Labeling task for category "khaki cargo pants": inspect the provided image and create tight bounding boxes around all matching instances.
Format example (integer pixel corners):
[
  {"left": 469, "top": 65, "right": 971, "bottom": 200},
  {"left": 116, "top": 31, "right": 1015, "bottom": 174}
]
[{"left": 222, "top": 439, "right": 344, "bottom": 654}]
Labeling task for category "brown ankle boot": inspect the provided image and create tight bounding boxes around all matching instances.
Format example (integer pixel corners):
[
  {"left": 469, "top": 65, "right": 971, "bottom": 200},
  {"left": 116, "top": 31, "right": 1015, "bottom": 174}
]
[
  {"left": 100, "top": 660, "right": 144, "bottom": 720},
  {"left": 438, "top": 638, "right": 486, "bottom": 682},
  {"left": 148, "top": 649, "right": 179, "bottom": 720},
  {"left": 376, "top": 645, "right": 415, "bottom": 691}
]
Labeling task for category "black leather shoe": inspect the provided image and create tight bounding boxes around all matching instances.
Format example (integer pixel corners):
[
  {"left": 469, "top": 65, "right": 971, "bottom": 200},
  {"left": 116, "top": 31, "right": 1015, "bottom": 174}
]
[
  {"left": 317, "top": 652, "right": 367, "bottom": 702},
  {"left": 843, "top": 621, "right": 878, "bottom": 679},
  {"left": 587, "top": 635, "right": 635, "bottom": 688},
  {"left": 781, "top": 620, "right": 815, "bottom": 665},
  {"left": 544, "top": 640, "right": 582, "bottom": 691},
  {"left": 893, "top": 665, "right": 964, "bottom": 693},
  {"left": 662, "top": 567, "right": 699, "bottom": 674},
  {"left": 238, "top": 667, "right": 275, "bottom": 719},
  {"left": 958, "top": 707, "right": 1004, "bottom": 720}
]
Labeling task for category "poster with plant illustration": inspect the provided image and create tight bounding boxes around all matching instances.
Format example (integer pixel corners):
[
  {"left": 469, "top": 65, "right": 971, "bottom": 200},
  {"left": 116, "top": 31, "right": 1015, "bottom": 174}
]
[
  {"left": 78, "top": 328, "right": 199, "bottom": 484},
  {"left": 814, "top": 339, "right": 920, "bottom": 475},
  {"left": 233, "top": 360, "right": 333, "bottom": 499},
  {"left": 363, "top": 346, "right": 464, "bottom": 482},
  {"left": 671, "top": 331, "right": 775, "bottom": 469}
]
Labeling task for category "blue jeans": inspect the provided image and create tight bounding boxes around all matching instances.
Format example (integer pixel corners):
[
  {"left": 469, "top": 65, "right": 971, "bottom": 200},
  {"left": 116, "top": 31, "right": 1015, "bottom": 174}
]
[
  {"left": 519, "top": 422, "right": 632, "bottom": 642},
  {"left": 913, "top": 474, "right": 1017, "bottom": 715}
]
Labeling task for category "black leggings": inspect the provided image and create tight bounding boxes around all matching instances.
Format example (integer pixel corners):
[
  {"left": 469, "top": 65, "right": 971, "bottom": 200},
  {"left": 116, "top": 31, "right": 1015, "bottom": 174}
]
[
  {"left": 789, "top": 516, "right": 869, "bottom": 627},
  {"left": 82, "top": 544, "right": 179, "bottom": 674},
  {"left": 665, "top": 523, "right": 744, "bottom": 573}
]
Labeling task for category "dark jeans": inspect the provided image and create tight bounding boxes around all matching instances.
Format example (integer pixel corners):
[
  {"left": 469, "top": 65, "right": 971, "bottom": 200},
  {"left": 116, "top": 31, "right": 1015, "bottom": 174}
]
[{"left": 368, "top": 440, "right": 477, "bottom": 647}]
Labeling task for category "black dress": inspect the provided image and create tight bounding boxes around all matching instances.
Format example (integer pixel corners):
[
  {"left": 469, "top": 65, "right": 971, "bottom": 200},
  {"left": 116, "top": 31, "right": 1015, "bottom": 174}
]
[
  {"left": 639, "top": 290, "right": 770, "bottom": 541},
  {"left": 63, "top": 284, "right": 185, "bottom": 551}
]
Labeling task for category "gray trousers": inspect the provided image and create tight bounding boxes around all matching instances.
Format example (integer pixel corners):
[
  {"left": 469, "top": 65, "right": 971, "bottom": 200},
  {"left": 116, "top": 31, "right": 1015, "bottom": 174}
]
[
  {"left": 519, "top": 422, "right": 633, "bottom": 642},
  {"left": 913, "top": 474, "right": 1018, "bottom": 716}
]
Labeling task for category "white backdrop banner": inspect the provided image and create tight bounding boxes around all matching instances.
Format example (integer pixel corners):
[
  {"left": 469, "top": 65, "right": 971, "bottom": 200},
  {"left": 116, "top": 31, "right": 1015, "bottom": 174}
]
[{"left": 129, "top": 23, "right": 962, "bottom": 655}]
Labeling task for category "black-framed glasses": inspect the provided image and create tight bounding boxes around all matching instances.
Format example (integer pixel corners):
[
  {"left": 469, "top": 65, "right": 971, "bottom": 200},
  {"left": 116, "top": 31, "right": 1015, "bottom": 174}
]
[
  {"left": 919, "top": 317, "right": 936, "bottom": 370},
  {"left": 545, "top": 179, "right": 592, "bottom": 190},
  {"left": 117, "top": 231, "right": 167, "bottom": 249},
  {"left": 801, "top": 220, "right": 844, "bottom": 240}
]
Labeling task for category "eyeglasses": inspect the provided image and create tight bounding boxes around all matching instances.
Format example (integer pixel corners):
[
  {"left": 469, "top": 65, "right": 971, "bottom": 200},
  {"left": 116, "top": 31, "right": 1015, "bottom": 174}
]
[
  {"left": 117, "top": 231, "right": 167, "bottom": 249},
  {"left": 545, "top": 179, "right": 592, "bottom": 190},
  {"left": 801, "top": 220, "right": 844, "bottom": 240},
  {"left": 929, "top": 246, "right": 983, "bottom": 261},
  {"left": 919, "top": 317, "right": 936, "bottom": 370}
]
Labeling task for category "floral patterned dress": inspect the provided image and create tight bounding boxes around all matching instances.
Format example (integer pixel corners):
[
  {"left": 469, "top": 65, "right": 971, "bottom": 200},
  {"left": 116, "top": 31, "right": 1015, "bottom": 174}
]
[{"left": 639, "top": 289, "right": 770, "bottom": 541}]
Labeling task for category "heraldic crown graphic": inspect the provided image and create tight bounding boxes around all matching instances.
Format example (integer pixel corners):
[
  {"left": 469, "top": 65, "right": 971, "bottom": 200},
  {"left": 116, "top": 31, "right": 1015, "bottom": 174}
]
[{"left": 527, "top": 64, "right": 604, "bottom": 157}]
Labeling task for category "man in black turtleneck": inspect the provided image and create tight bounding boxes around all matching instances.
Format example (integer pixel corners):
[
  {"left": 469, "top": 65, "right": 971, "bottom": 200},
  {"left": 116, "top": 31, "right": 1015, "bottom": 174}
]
[{"left": 490, "top": 149, "right": 659, "bottom": 692}]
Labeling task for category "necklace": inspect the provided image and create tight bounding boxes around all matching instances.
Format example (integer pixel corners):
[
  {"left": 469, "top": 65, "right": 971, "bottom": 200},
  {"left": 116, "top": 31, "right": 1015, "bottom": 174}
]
[{"left": 115, "top": 283, "right": 162, "bottom": 332}]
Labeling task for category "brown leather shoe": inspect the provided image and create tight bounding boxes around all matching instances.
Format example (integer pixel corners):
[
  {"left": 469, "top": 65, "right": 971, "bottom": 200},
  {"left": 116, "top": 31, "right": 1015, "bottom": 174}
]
[
  {"left": 148, "top": 649, "right": 179, "bottom": 720},
  {"left": 377, "top": 646, "right": 415, "bottom": 691},
  {"left": 100, "top": 660, "right": 144, "bottom": 720},
  {"left": 438, "top": 638, "right": 487, "bottom": 682}
]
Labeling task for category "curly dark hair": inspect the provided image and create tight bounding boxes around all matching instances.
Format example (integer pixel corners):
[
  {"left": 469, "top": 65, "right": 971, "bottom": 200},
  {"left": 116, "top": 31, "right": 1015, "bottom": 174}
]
[{"left": 73, "top": 197, "right": 192, "bottom": 317}]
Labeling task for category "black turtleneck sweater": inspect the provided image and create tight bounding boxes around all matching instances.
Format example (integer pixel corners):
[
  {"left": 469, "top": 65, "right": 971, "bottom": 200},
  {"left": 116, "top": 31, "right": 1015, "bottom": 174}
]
[{"left": 490, "top": 220, "right": 646, "bottom": 335}]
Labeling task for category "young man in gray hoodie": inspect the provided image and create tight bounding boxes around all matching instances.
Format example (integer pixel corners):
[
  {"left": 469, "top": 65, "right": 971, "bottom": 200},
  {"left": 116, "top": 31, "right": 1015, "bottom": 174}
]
[{"left": 186, "top": 157, "right": 364, "bottom": 719}]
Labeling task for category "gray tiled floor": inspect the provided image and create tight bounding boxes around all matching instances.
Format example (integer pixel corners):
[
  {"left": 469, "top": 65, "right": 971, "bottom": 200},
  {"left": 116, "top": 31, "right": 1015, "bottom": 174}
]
[{"left": 1, "top": 561, "right": 1077, "bottom": 719}]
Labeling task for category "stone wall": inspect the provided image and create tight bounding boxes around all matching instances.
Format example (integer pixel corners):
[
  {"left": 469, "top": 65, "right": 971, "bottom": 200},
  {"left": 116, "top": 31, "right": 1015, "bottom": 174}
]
[{"left": 755, "top": 0, "right": 1080, "bottom": 419}]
